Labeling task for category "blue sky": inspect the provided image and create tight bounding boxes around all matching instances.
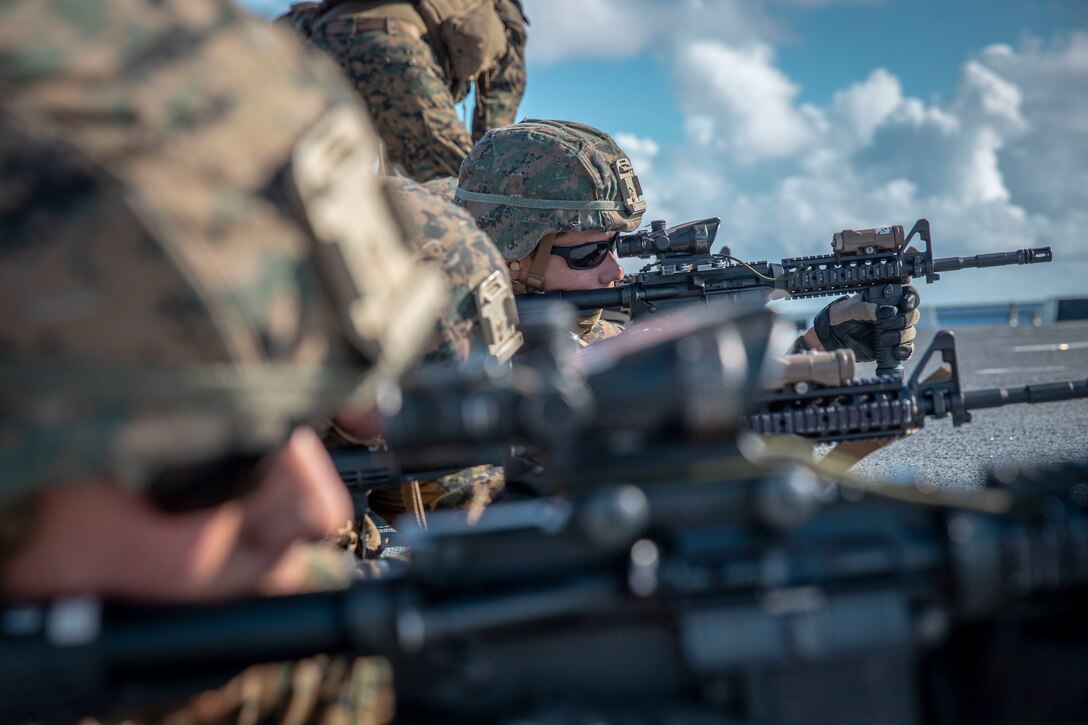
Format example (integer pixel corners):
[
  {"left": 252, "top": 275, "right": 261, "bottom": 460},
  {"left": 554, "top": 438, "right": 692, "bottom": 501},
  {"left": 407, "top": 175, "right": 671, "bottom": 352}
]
[
  {"left": 519, "top": 0, "right": 1084, "bottom": 145},
  {"left": 245, "top": 0, "right": 1088, "bottom": 306}
]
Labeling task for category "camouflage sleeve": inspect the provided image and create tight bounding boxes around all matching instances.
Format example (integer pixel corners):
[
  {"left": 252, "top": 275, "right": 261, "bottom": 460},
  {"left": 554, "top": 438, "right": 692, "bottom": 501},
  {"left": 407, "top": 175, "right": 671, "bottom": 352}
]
[
  {"left": 471, "top": 0, "right": 528, "bottom": 141},
  {"left": 576, "top": 317, "right": 625, "bottom": 346},
  {"left": 309, "top": 20, "right": 473, "bottom": 182},
  {"left": 147, "top": 652, "right": 394, "bottom": 725},
  {"left": 382, "top": 176, "right": 518, "bottom": 365},
  {"left": 421, "top": 175, "right": 459, "bottom": 203},
  {"left": 332, "top": 179, "right": 516, "bottom": 530},
  {"left": 368, "top": 465, "right": 506, "bottom": 526}
]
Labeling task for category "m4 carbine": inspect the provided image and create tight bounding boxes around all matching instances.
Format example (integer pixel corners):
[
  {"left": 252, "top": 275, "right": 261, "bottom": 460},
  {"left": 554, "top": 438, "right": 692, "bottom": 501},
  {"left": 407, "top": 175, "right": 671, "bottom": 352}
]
[
  {"left": 6, "top": 460, "right": 1088, "bottom": 724},
  {"left": 330, "top": 330, "right": 1088, "bottom": 493},
  {"left": 4, "top": 306, "right": 1087, "bottom": 724},
  {"left": 515, "top": 218, "right": 1053, "bottom": 378},
  {"left": 749, "top": 330, "right": 1088, "bottom": 442}
]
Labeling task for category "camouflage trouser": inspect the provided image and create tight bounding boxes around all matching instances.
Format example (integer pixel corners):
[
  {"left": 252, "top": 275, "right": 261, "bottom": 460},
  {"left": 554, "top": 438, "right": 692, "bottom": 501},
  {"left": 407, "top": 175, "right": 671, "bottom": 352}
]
[
  {"left": 576, "top": 314, "right": 625, "bottom": 346},
  {"left": 309, "top": 22, "right": 473, "bottom": 183},
  {"left": 471, "top": 0, "right": 528, "bottom": 142},
  {"left": 369, "top": 464, "right": 506, "bottom": 525}
]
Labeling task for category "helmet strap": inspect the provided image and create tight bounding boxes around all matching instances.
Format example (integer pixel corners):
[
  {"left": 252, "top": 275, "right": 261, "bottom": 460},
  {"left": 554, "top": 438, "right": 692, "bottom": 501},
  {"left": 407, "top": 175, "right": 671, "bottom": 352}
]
[{"left": 523, "top": 233, "right": 554, "bottom": 293}]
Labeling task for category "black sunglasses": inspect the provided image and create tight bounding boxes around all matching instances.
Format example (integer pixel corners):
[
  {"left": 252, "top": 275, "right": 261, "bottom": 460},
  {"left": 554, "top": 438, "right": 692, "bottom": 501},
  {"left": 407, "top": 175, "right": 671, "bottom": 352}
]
[
  {"left": 549, "top": 236, "right": 618, "bottom": 270},
  {"left": 145, "top": 450, "right": 271, "bottom": 513}
]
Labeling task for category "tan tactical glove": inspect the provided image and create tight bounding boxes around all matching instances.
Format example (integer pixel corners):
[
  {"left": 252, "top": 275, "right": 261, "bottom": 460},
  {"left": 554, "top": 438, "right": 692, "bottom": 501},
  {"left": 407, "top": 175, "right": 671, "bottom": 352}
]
[{"left": 813, "top": 285, "right": 921, "bottom": 362}]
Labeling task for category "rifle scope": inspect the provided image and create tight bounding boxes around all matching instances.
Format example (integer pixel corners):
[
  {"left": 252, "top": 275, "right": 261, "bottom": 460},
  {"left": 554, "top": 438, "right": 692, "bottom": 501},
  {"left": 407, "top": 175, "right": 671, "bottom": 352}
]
[{"left": 616, "top": 217, "right": 720, "bottom": 258}]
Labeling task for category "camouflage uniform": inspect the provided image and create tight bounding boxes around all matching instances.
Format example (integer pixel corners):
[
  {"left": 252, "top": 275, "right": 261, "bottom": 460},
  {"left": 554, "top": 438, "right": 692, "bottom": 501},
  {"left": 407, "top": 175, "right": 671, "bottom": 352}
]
[
  {"left": 301, "top": 0, "right": 528, "bottom": 182},
  {"left": 0, "top": 0, "right": 446, "bottom": 721},
  {"left": 331, "top": 177, "right": 516, "bottom": 529},
  {"left": 385, "top": 176, "right": 520, "bottom": 366},
  {"left": 575, "top": 313, "right": 625, "bottom": 346},
  {"left": 455, "top": 119, "right": 647, "bottom": 343},
  {"left": 471, "top": 0, "right": 529, "bottom": 140}
]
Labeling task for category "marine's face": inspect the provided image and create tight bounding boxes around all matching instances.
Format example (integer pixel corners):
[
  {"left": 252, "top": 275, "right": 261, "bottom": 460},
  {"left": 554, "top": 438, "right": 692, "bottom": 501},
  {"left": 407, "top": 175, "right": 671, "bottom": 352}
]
[
  {"left": 511, "top": 230, "right": 624, "bottom": 292},
  {"left": 0, "top": 427, "right": 352, "bottom": 602}
]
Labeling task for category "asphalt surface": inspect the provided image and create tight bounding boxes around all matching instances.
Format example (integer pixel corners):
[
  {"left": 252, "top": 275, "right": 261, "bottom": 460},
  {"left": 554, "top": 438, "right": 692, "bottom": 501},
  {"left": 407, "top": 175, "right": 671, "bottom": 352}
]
[{"left": 850, "top": 320, "right": 1088, "bottom": 488}]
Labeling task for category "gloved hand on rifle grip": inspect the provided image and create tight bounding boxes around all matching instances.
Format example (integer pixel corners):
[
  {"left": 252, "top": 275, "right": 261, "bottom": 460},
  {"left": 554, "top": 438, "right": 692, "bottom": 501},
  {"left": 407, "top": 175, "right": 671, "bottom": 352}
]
[{"left": 813, "top": 286, "right": 921, "bottom": 362}]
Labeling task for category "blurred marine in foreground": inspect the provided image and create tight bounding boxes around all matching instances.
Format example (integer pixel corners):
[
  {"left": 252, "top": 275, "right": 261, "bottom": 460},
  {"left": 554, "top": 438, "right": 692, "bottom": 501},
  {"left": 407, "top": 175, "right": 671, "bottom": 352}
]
[{"left": 0, "top": 0, "right": 448, "bottom": 720}]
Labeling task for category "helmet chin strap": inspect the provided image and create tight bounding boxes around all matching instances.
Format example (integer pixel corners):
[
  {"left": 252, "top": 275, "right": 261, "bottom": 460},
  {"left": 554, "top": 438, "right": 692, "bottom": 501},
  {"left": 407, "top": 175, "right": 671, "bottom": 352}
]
[{"left": 511, "top": 233, "right": 555, "bottom": 294}]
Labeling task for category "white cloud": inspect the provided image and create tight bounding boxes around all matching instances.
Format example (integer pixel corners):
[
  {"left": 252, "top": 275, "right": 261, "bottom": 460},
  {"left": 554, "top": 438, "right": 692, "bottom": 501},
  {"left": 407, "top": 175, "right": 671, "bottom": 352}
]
[
  {"left": 826, "top": 68, "right": 904, "bottom": 150},
  {"left": 523, "top": 0, "right": 781, "bottom": 65},
  {"left": 956, "top": 60, "right": 1027, "bottom": 133},
  {"left": 673, "top": 41, "right": 815, "bottom": 161},
  {"left": 958, "top": 126, "right": 1012, "bottom": 205},
  {"left": 614, "top": 132, "right": 660, "bottom": 174},
  {"left": 238, "top": 0, "right": 1086, "bottom": 303},
  {"left": 974, "top": 32, "right": 1088, "bottom": 216},
  {"left": 612, "top": 30, "right": 1088, "bottom": 303}
]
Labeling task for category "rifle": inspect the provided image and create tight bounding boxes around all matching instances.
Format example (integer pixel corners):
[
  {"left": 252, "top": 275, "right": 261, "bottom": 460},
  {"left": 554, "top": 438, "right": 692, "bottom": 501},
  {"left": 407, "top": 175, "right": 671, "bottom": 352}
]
[
  {"left": 329, "top": 329, "right": 1088, "bottom": 493},
  {"left": 748, "top": 330, "right": 1088, "bottom": 442},
  {"left": 4, "top": 305, "right": 1088, "bottom": 723},
  {"left": 515, "top": 218, "right": 1053, "bottom": 378},
  {"left": 5, "top": 458, "right": 1088, "bottom": 724}
]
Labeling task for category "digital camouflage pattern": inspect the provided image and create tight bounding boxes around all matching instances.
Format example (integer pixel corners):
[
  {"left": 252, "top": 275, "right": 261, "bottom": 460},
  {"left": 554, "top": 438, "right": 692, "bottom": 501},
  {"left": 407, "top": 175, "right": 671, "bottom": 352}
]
[
  {"left": 0, "top": 0, "right": 445, "bottom": 503},
  {"left": 367, "top": 464, "right": 505, "bottom": 526},
  {"left": 153, "top": 654, "right": 394, "bottom": 725},
  {"left": 471, "top": 0, "right": 529, "bottom": 142},
  {"left": 382, "top": 176, "right": 516, "bottom": 364},
  {"left": 422, "top": 174, "right": 459, "bottom": 202},
  {"left": 334, "top": 177, "right": 513, "bottom": 530},
  {"left": 0, "top": 3, "right": 442, "bottom": 722},
  {"left": 303, "top": 0, "right": 527, "bottom": 182},
  {"left": 455, "top": 119, "right": 648, "bottom": 262},
  {"left": 424, "top": 463, "right": 506, "bottom": 521},
  {"left": 576, "top": 317, "right": 625, "bottom": 346},
  {"left": 309, "top": 18, "right": 470, "bottom": 182}
]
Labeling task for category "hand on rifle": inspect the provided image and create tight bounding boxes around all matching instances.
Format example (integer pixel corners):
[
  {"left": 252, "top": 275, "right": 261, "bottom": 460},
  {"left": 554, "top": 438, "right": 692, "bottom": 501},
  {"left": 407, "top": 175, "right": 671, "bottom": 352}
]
[
  {"left": 791, "top": 285, "right": 921, "bottom": 362},
  {"left": 814, "top": 285, "right": 921, "bottom": 362}
]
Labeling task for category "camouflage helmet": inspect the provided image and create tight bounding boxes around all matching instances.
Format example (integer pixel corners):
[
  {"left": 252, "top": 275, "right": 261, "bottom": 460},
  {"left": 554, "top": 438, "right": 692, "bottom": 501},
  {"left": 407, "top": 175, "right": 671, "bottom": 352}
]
[
  {"left": 455, "top": 120, "right": 647, "bottom": 262},
  {"left": 383, "top": 177, "right": 522, "bottom": 364},
  {"left": 0, "top": 0, "right": 445, "bottom": 505}
]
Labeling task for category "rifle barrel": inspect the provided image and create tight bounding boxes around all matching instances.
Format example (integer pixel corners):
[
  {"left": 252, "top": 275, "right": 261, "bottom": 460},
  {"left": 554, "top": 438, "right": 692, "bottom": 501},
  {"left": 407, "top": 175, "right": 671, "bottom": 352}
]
[
  {"left": 933, "top": 246, "right": 1052, "bottom": 272},
  {"left": 515, "top": 286, "right": 626, "bottom": 313},
  {"left": 963, "top": 379, "right": 1088, "bottom": 411}
]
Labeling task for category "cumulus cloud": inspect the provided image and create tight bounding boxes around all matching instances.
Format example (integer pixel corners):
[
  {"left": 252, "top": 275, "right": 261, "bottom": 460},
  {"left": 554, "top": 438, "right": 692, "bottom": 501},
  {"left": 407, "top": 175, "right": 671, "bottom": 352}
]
[
  {"left": 975, "top": 34, "right": 1088, "bottom": 216},
  {"left": 236, "top": 0, "right": 1085, "bottom": 302},
  {"left": 614, "top": 132, "right": 660, "bottom": 174},
  {"left": 673, "top": 41, "right": 815, "bottom": 161},
  {"left": 613, "top": 30, "right": 1088, "bottom": 303},
  {"left": 825, "top": 69, "right": 908, "bottom": 150},
  {"left": 524, "top": 0, "right": 780, "bottom": 64}
]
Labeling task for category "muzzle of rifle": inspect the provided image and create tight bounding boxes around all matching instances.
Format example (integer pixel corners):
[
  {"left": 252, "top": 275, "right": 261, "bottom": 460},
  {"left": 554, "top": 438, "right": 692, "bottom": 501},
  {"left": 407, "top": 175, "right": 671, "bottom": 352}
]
[{"left": 932, "top": 246, "right": 1052, "bottom": 272}]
